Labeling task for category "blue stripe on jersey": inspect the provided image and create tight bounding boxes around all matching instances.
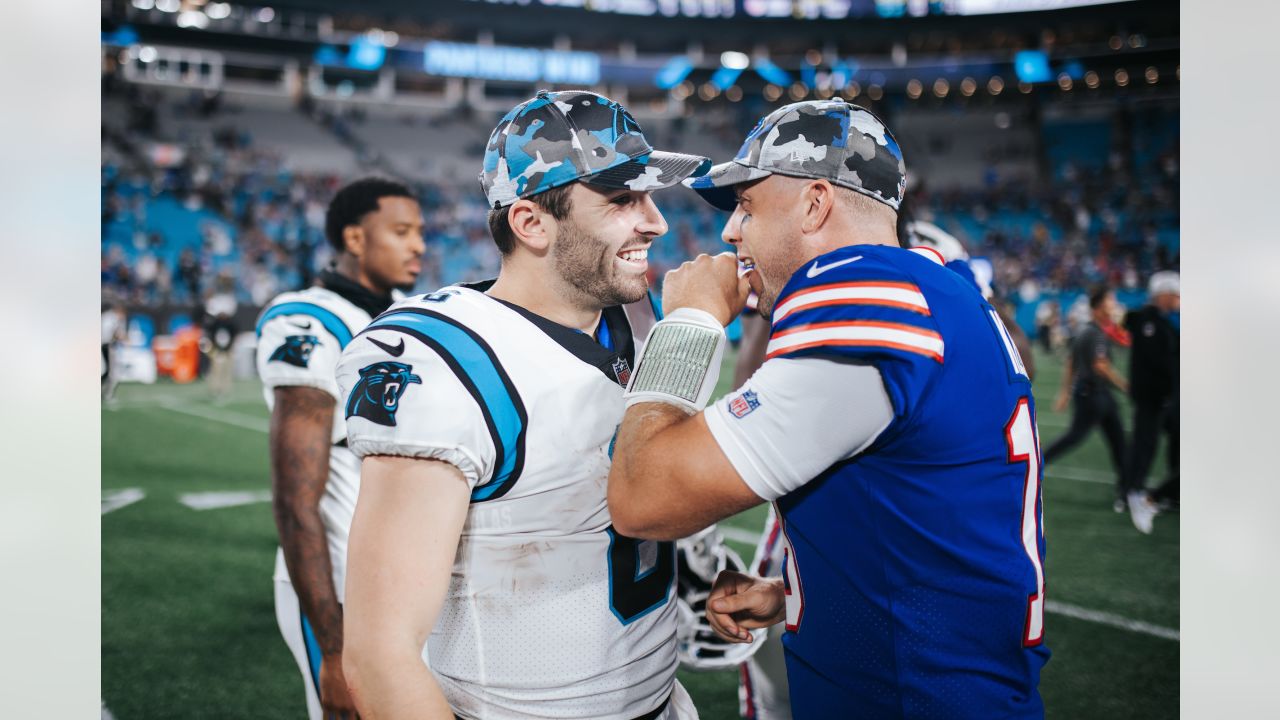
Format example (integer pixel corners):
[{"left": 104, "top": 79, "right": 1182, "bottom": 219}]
[
  {"left": 365, "top": 310, "right": 526, "bottom": 502},
  {"left": 256, "top": 302, "right": 354, "bottom": 348},
  {"left": 299, "top": 613, "right": 322, "bottom": 692},
  {"left": 647, "top": 289, "right": 664, "bottom": 321},
  {"left": 596, "top": 315, "right": 613, "bottom": 352}
]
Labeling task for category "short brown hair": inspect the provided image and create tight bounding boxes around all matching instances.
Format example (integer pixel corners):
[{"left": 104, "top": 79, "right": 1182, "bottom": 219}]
[{"left": 487, "top": 184, "right": 574, "bottom": 255}]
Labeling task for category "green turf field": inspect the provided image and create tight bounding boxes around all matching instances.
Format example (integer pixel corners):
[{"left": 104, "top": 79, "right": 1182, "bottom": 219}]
[{"left": 102, "top": 346, "right": 1178, "bottom": 719}]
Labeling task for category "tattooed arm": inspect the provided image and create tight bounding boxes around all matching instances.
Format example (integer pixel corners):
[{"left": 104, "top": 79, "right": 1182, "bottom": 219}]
[{"left": 270, "top": 385, "right": 357, "bottom": 718}]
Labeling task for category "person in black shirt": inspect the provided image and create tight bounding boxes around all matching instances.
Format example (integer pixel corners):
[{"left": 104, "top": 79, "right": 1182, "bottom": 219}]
[
  {"left": 1125, "top": 271, "right": 1180, "bottom": 513},
  {"left": 1045, "top": 285, "right": 1132, "bottom": 512}
]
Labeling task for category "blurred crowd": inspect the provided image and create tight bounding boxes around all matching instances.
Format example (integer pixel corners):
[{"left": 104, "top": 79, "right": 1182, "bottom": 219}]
[{"left": 101, "top": 83, "right": 1178, "bottom": 337}]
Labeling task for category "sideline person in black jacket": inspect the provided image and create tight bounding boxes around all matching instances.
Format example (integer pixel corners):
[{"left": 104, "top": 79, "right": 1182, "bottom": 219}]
[{"left": 1125, "top": 271, "right": 1180, "bottom": 516}]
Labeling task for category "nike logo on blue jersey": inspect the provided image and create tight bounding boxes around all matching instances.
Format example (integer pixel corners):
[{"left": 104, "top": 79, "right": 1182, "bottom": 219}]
[
  {"left": 289, "top": 319, "right": 313, "bottom": 329},
  {"left": 806, "top": 255, "right": 864, "bottom": 278},
  {"left": 367, "top": 336, "right": 406, "bottom": 357}
]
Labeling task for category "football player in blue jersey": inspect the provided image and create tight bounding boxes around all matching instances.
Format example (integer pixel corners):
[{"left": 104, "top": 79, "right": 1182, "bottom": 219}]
[{"left": 609, "top": 99, "right": 1049, "bottom": 719}]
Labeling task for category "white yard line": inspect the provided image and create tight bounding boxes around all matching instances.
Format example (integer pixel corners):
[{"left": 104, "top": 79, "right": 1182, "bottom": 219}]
[
  {"left": 178, "top": 490, "right": 273, "bottom": 511},
  {"left": 156, "top": 402, "right": 270, "bottom": 433},
  {"left": 102, "top": 488, "right": 146, "bottom": 515},
  {"left": 1045, "top": 466, "right": 1114, "bottom": 485},
  {"left": 1045, "top": 599, "right": 1179, "bottom": 641}
]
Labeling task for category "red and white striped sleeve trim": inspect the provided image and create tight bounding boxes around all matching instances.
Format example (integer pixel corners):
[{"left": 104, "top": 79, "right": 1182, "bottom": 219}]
[
  {"left": 765, "top": 320, "right": 945, "bottom": 362},
  {"left": 771, "top": 281, "right": 930, "bottom": 324}
]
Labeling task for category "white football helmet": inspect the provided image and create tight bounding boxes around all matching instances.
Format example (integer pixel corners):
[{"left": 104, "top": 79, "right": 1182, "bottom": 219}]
[{"left": 674, "top": 525, "right": 767, "bottom": 670}]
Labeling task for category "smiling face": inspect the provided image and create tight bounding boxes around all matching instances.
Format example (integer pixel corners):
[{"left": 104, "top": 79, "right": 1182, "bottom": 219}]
[
  {"left": 550, "top": 182, "right": 670, "bottom": 307},
  {"left": 720, "top": 175, "right": 810, "bottom": 318}
]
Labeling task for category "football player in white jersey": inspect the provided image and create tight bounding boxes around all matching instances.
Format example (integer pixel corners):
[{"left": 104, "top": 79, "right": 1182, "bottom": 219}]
[
  {"left": 336, "top": 90, "right": 710, "bottom": 720},
  {"left": 256, "top": 177, "right": 425, "bottom": 720}
]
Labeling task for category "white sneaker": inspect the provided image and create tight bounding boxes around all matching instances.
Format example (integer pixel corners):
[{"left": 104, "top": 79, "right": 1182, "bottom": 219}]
[{"left": 1128, "top": 491, "right": 1158, "bottom": 535}]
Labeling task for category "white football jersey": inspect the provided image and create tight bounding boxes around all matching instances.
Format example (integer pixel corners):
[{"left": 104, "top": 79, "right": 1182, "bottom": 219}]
[
  {"left": 337, "top": 285, "right": 677, "bottom": 720},
  {"left": 256, "top": 285, "right": 376, "bottom": 603}
]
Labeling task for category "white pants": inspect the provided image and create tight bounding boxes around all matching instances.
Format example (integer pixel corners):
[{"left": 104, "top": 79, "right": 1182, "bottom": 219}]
[
  {"left": 274, "top": 574, "right": 324, "bottom": 720},
  {"left": 662, "top": 680, "right": 700, "bottom": 720},
  {"left": 738, "top": 622, "right": 791, "bottom": 720}
]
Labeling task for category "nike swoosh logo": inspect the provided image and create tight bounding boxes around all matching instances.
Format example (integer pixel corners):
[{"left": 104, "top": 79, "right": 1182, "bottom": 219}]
[
  {"left": 288, "top": 319, "right": 313, "bottom": 329},
  {"left": 806, "top": 255, "right": 864, "bottom": 278},
  {"left": 367, "top": 336, "right": 405, "bottom": 357}
]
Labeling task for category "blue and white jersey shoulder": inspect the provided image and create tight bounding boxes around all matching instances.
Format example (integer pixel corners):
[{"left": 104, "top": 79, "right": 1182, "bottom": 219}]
[
  {"left": 255, "top": 284, "right": 377, "bottom": 602},
  {"left": 256, "top": 286, "right": 372, "bottom": 403},
  {"left": 767, "top": 244, "right": 971, "bottom": 423},
  {"left": 335, "top": 285, "right": 678, "bottom": 720}
]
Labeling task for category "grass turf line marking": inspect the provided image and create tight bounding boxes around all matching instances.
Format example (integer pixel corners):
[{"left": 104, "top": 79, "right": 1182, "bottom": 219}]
[
  {"left": 1045, "top": 466, "right": 1113, "bottom": 485},
  {"left": 157, "top": 401, "right": 270, "bottom": 433},
  {"left": 1045, "top": 599, "right": 1179, "bottom": 641},
  {"left": 102, "top": 488, "right": 145, "bottom": 515},
  {"left": 178, "top": 490, "right": 273, "bottom": 511}
]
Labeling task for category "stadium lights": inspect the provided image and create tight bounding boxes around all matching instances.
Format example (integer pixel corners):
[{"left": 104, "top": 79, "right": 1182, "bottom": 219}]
[
  {"left": 720, "top": 51, "right": 750, "bottom": 70},
  {"left": 988, "top": 76, "right": 1004, "bottom": 95},
  {"left": 257, "top": 7, "right": 275, "bottom": 22},
  {"left": 205, "top": 3, "right": 231, "bottom": 19},
  {"left": 155, "top": 0, "right": 180, "bottom": 12},
  {"left": 131, "top": 0, "right": 155, "bottom": 9},
  {"left": 655, "top": 57, "right": 694, "bottom": 90},
  {"left": 138, "top": 46, "right": 158, "bottom": 63},
  {"left": 177, "top": 11, "right": 210, "bottom": 29},
  {"left": 753, "top": 59, "right": 792, "bottom": 88}
]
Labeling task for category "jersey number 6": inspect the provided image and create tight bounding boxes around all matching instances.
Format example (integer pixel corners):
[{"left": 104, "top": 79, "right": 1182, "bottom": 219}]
[{"left": 606, "top": 527, "right": 675, "bottom": 625}]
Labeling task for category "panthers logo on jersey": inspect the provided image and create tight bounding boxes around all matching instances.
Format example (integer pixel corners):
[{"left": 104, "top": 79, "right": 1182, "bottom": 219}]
[
  {"left": 269, "top": 335, "right": 320, "bottom": 368},
  {"left": 344, "top": 361, "right": 422, "bottom": 427}
]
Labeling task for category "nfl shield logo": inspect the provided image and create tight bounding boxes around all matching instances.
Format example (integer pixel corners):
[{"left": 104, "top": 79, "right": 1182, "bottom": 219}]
[
  {"left": 729, "top": 390, "right": 760, "bottom": 418},
  {"left": 612, "top": 357, "right": 632, "bottom": 386}
]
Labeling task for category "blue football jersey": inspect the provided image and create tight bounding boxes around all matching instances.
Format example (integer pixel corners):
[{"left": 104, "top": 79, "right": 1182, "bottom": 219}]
[{"left": 765, "top": 244, "right": 1048, "bottom": 719}]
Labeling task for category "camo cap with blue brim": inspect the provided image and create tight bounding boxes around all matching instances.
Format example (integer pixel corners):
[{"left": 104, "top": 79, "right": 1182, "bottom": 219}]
[
  {"left": 480, "top": 89, "right": 711, "bottom": 209},
  {"left": 684, "top": 99, "right": 907, "bottom": 212}
]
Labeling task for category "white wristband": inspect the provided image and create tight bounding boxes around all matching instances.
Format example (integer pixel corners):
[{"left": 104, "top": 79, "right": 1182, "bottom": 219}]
[{"left": 623, "top": 307, "right": 726, "bottom": 414}]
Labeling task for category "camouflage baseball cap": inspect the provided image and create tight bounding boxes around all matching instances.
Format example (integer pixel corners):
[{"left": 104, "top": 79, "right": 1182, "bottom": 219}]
[
  {"left": 684, "top": 99, "right": 906, "bottom": 212},
  {"left": 480, "top": 89, "right": 711, "bottom": 208}
]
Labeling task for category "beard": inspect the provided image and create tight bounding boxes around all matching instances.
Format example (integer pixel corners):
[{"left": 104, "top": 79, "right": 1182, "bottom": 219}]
[{"left": 552, "top": 218, "right": 649, "bottom": 307}]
